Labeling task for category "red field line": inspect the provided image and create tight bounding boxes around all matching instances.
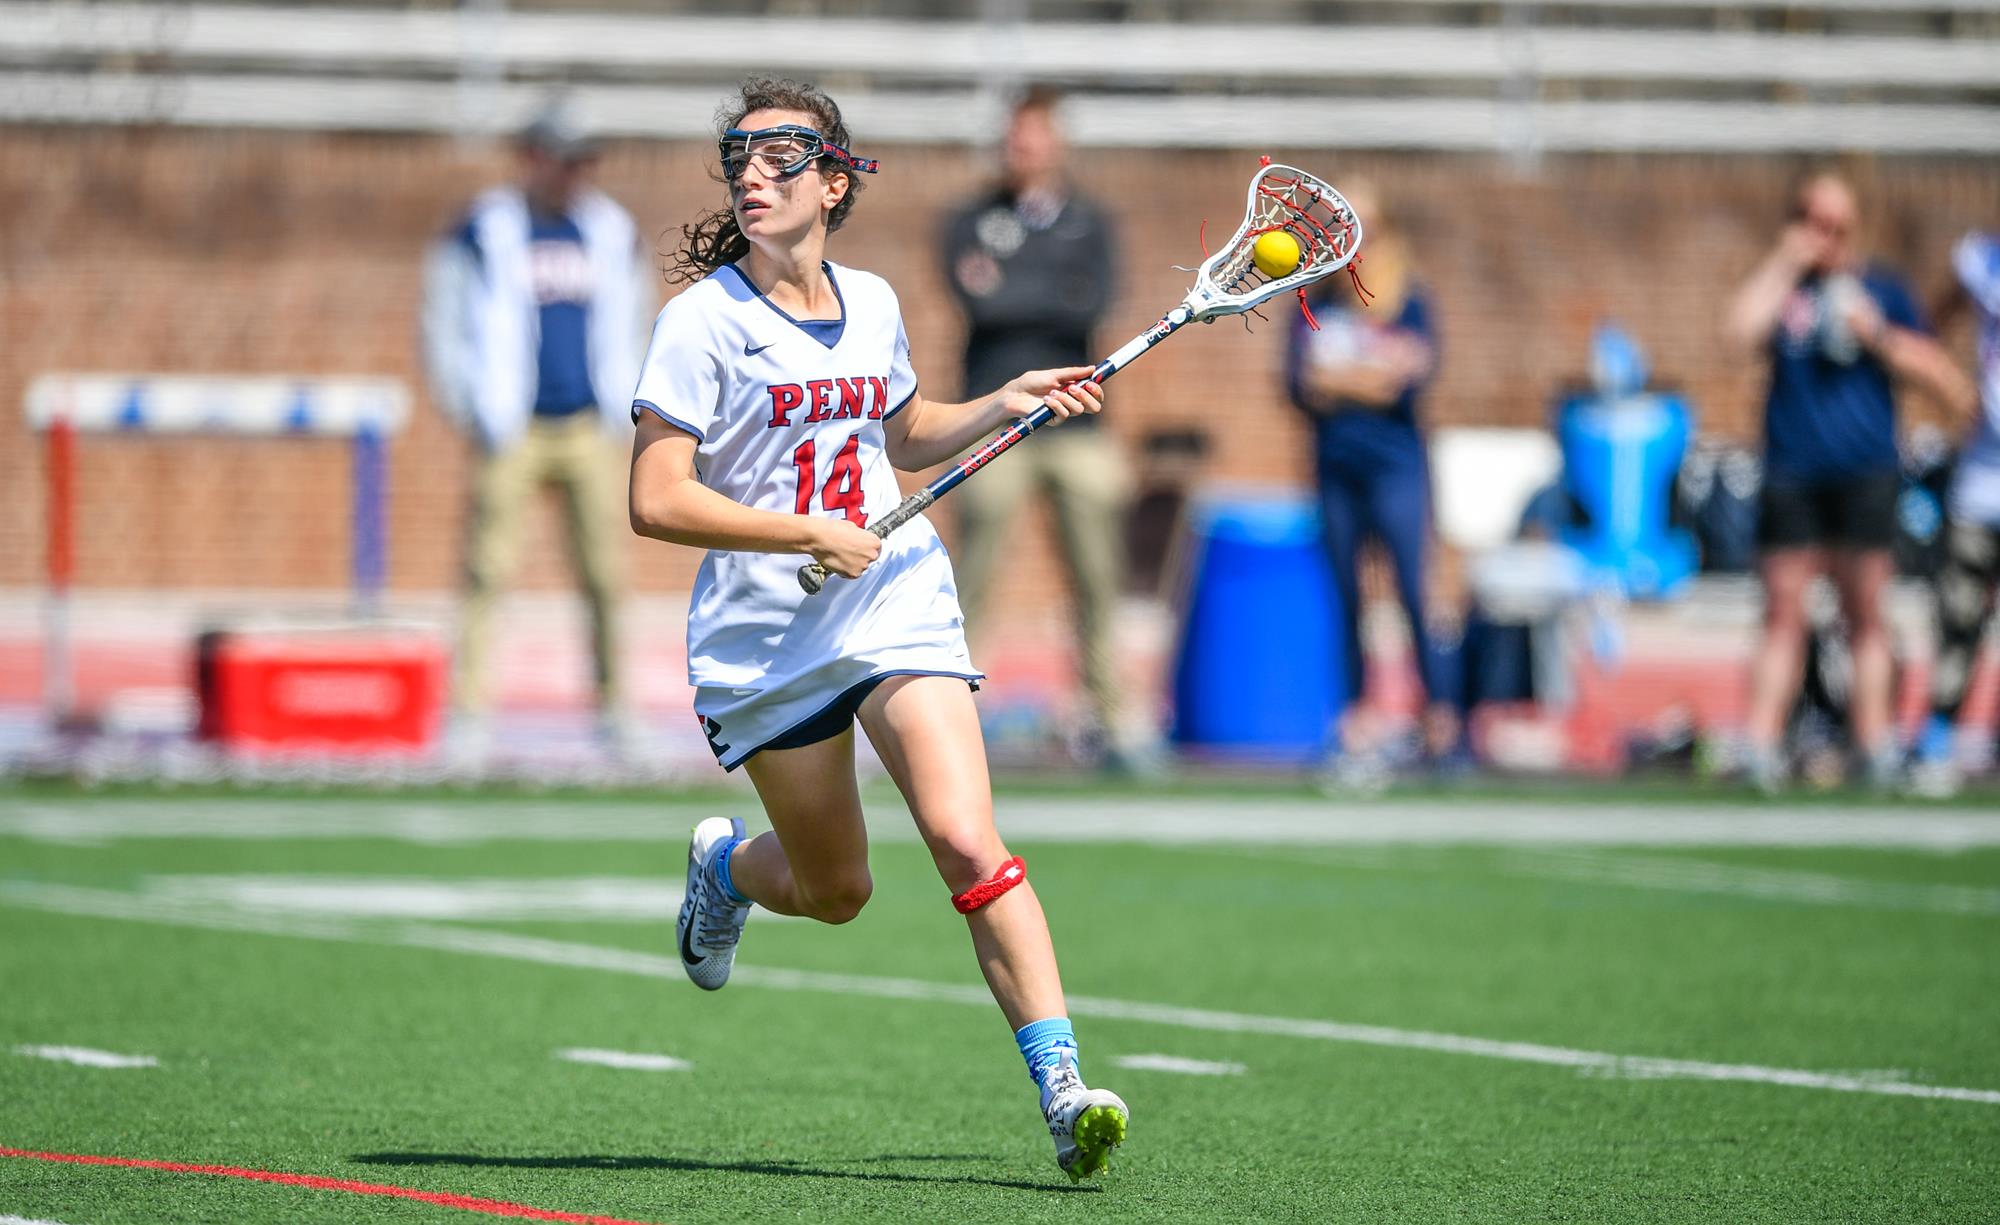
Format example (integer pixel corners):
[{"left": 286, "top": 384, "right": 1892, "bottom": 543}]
[{"left": 0, "top": 1146, "right": 661, "bottom": 1224}]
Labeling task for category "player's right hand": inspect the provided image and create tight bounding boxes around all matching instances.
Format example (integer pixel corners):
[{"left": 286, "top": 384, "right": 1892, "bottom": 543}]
[
  {"left": 808, "top": 519, "right": 882, "bottom": 579},
  {"left": 1776, "top": 222, "right": 1828, "bottom": 270}
]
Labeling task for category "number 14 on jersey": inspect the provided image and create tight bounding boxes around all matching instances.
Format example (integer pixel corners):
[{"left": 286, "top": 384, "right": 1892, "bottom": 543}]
[{"left": 793, "top": 430, "right": 868, "bottom": 527}]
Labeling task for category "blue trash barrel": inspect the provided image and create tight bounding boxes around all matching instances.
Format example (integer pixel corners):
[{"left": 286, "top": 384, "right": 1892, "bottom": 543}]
[{"left": 1170, "top": 495, "right": 1344, "bottom": 761}]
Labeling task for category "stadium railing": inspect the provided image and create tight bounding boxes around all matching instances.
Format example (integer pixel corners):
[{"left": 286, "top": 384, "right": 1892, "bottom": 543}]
[{"left": 0, "top": 1, "right": 1995, "bottom": 153}]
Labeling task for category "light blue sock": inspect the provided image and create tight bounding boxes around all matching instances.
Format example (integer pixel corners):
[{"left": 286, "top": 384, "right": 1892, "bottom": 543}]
[
  {"left": 1015, "top": 1017, "right": 1078, "bottom": 1089},
  {"left": 710, "top": 836, "right": 748, "bottom": 906}
]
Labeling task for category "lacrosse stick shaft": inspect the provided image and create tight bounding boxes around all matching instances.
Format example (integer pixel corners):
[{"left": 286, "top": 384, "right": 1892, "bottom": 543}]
[{"left": 796, "top": 304, "right": 1196, "bottom": 594}]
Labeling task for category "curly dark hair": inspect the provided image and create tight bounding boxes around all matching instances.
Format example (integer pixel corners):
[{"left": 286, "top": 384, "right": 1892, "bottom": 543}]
[{"left": 667, "top": 77, "right": 865, "bottom": 285}]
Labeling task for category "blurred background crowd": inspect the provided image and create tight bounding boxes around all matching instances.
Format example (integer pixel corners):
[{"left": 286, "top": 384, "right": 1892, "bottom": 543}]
[{"left": 3, "top": 0, "right": 1997, "bottom": 795}]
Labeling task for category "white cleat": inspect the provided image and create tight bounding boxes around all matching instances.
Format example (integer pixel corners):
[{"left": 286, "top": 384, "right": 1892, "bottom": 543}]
[
  {"left": 1906, "top": 757, "right": 1962, "bottom": 800},
  {"left": 1040, "top": 1052, "right": 1129, "bottom": 1181},
  {"left": 677, "top": 816, "right": 749, "bottom": 991}
]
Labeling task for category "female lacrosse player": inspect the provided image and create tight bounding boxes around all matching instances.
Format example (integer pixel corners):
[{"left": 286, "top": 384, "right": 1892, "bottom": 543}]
[{"left": 627, "top": 78, "right": 1128, "bottom": 1181}]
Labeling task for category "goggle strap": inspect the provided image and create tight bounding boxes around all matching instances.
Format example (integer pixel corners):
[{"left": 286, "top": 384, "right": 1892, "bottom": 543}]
[{"left": 823, "top": 143, "right": 880, "bottom": 174}]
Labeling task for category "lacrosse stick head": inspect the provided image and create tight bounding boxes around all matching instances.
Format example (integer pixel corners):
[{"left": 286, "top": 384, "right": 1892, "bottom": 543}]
[{"left": 1186, "top": 163, "right": 1362, "bottom": 321}]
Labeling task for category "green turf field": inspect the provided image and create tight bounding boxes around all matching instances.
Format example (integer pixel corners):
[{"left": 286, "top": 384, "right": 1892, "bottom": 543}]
[{"left": 2, "top": 784, "right": 1997, "bottom": 1223}]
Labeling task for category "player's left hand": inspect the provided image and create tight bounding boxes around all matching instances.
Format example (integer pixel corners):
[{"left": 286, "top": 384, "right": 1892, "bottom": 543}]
[{"left": 1006, "top": 366, "right": 1103, "bottom": 424}]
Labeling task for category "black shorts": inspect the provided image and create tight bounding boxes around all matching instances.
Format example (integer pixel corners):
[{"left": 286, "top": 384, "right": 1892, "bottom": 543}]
[
  {"left": 1757, "top": 470, "right": 1900, "bottom": 552},
  {"left": 722, "top": 672, "right": 981, "bottom": 768}
]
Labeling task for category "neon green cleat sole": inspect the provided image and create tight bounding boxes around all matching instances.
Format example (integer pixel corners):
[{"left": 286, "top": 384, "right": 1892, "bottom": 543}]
[{"left": 1064, "top": 1103, "right": 1128, "bottom": 1181}]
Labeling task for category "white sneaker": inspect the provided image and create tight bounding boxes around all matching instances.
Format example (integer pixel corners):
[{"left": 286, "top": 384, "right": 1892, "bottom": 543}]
[
  {"left": 1040, "top": 1052, "right": 1129, "bottom": 1181},
  {"left": 1906, "top": 719, "right": 1962, "bottom": 799},
  {"left": 1744, "top": 743, "right": 1787, "bottom": 797},
  {"left": 677, "top": 817, "right": 749, "bottom": 991},
  {"left": 1907, "top": 757, "right": 1962, "bottom": 800}
]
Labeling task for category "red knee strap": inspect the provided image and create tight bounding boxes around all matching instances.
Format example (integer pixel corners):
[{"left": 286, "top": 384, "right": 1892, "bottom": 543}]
[{"left": 952, "top": 856, "right": 1026, "bottom": 914}]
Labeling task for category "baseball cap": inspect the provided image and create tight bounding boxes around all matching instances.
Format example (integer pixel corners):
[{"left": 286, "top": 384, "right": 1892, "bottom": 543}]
[{"left": 517, "top": 102, "right": 600, "bottom": 161}]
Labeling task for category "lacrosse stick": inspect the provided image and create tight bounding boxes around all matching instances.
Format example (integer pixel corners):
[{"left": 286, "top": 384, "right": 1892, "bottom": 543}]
[{"left": 798, "top": 160, "right": 1362, "bottom": 594}]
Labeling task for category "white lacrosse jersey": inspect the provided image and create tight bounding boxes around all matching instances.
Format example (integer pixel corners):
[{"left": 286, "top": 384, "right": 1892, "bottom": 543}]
[
  {"left": 631, "top": 260, "right": 978, "bottom": 768},
  {"left": 1950, "top": 231, "right": 2000, "bottom": 525}
]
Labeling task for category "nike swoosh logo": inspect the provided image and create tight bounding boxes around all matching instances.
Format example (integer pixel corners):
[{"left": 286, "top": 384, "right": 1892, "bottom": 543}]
[
  {"left": 744, "top": 341, "right": 775, "bottom": 356},
  {"left": 679, "top": 905, "right": 701, "bottom": 964}
]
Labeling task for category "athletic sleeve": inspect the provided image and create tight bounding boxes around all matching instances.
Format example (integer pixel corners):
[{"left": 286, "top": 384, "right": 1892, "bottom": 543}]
[
  {"left": 630, "top": 298, "right": 722, "bottom": 442},
  {"left": 883, "top": 301, "right": 919, "bottom": 420},
  {"left": 1955, "top": 231, "right": 2000, "bottom": 317}
]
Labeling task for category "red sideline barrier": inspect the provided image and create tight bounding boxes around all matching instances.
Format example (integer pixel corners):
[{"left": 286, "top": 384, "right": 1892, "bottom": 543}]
[{"left": 196, "top": 625, "right": 444, "bottom": 752}]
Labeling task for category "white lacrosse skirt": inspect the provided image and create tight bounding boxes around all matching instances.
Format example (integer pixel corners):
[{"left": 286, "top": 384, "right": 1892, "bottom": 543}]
[{"left": 687, "top": 517, "right": 981, "bottom": 771}]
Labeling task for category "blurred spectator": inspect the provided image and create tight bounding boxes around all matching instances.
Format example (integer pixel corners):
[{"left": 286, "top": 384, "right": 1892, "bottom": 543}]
[
  {"left": 421, "top": 103, "right": 652, "bottom": 752},
  {"left": 1910, "top": 230, "right": 2000, "bottom": 796},
  {"left": 940, "top": 87, "right": 1131, "bottom": 767},
  {"left": 1723, "top": 172, "right": 1974, "bottom": 792},
  {"left": 1285, "top": 181, "right": 1458, "bottom": 766}
]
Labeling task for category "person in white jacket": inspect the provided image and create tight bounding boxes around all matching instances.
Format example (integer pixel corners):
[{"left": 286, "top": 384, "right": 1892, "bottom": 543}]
[{"left": 422, "top": 104, "right": 653, "bottom": 747}]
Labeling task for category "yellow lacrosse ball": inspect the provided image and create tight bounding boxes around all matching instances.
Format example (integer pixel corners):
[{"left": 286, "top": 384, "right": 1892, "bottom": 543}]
[{"left": 1252, "top": 230, "right": 1303, "bottom": 278}]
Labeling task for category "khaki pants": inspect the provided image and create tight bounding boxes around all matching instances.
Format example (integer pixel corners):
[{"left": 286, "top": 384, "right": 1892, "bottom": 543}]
[
  {"left": 953, "top": 425, "right": 1130, "bottom": 729},
  {"left": 454, "top": 413, "right": 625, "bottom": 717}
]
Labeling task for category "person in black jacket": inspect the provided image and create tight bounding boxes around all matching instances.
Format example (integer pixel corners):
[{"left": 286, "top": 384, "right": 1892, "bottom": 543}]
[{"left": 941, "top": 87, "right": 1131, "bottom": 766}]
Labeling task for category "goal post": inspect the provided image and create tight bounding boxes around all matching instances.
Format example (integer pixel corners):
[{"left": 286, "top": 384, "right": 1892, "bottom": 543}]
[{"left": 26, "top": 373, "right": 410, "bottom": 729}]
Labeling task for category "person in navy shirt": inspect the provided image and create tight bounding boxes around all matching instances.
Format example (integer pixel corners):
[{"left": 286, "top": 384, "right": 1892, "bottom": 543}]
[
  {"left": 1285, "top": 182, "right": 1457, "bottom": 767},
  {"left": 422, "top": 104, "right": 652, "bottom": 756},
  {"left": 1724, "top": 172, "right": 1972, "bottom": 791},
  {"left": 939, "top": 89, "right": 1131, "bottom": 770}
]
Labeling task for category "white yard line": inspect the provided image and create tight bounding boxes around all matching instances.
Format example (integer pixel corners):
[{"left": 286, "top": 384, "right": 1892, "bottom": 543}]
[
  {"left": 11, "top": 1044, "right": 157, "bottom": 1069},
  {"left": 1112, "top": 1054, "right": 1247, "bottom": 1076},
  {"left": 0, "top": 801, "right": 677, "bottom": 847},
  {"left": 1500, "top": 849, "right": 2000, "bottom": 916},
  {"left": 6, "top": 796, "right": 2000, "bottom": 849},
  {"left": 145, "top": 875, "right": 690, "bottom": 921},
  {"left": 137, "top": 875, "right": 792, "bottom": 924},
  {"left": 0, "top": 1215, "right": 82, "bottom": 1225},
  {"left": 553, "top": 1048, "right": 690, "bottom": 1072},
  {"left": 4, "top": 881, "right": 1996, "bottom": 1108},
  {"left": 1217, "top": 844, "right": 2000, "bottom": 917}
]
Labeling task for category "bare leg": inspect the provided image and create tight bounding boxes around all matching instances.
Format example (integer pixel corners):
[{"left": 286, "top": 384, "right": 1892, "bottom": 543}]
[
  {"left": 733, "top": 728, "right": 873, "bottom": 924},
  {"left": 1830, "top": 547, "right": 1896, "bottom": 755},
  {"left": 1745, "top": 548, "right": 1820, "bottom": 750},
  {"left": 858, "top": 674, "right": 1065, "bottom": 1030}
]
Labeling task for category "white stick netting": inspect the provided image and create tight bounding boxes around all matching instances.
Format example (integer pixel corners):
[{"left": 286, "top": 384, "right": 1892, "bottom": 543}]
[{"left": 1192, "top": 163, "right": 1361, "bottom": 318}]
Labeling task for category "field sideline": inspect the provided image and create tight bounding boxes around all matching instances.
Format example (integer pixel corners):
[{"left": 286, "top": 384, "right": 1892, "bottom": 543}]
[{"left": 2, "top": 783, "right": 1996, "bottom": 1223}]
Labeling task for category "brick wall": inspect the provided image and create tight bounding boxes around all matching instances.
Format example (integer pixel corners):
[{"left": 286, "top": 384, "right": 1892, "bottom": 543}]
[{"left": 4, "top": 127, "right": 1996, "bottom": 621}]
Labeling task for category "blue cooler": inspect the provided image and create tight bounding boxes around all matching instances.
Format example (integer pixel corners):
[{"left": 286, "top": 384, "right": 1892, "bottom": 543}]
[{"left": 1170, "top": 495, "right": 1344, "bottom": 761}]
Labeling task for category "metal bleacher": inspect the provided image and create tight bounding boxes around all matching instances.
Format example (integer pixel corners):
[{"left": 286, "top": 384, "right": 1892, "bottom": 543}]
[{"left": 0, "top": 0, "right": 1995, "bottom": 153}]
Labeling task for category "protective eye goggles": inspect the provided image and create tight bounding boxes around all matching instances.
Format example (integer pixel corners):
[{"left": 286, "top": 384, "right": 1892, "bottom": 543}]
[{"left": 717, "top": 124, "right": 880, "bottom": 181}]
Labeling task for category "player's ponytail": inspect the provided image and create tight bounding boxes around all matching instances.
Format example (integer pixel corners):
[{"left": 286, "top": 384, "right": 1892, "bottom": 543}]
[
  {"left": 670, "top": 209, "right": 752, "bottom": 285},
  {"left": 667, "top": 77, "right": 864, "bottom": 285}
]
